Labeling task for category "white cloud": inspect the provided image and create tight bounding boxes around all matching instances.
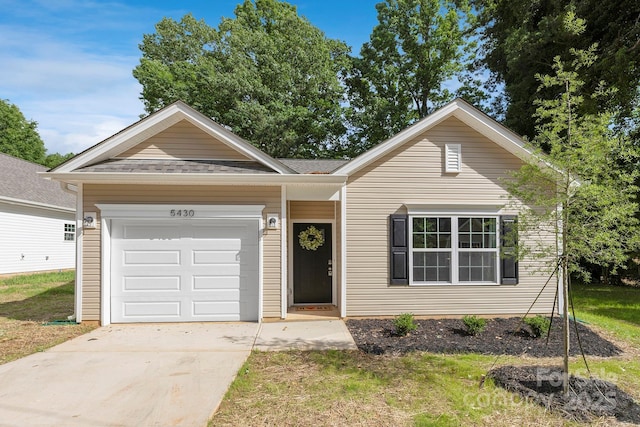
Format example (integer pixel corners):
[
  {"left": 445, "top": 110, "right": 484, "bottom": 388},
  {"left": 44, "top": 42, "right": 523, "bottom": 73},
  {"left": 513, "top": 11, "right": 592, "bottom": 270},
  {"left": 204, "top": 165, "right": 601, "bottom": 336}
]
[{"left": 0, "top": 21, "right": 145, "bottom": 155}]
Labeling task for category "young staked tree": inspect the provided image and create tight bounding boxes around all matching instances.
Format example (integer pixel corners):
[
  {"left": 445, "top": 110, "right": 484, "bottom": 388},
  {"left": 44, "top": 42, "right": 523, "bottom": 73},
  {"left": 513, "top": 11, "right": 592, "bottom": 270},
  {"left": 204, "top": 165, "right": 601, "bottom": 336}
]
[
  {"left": 344, "top": 0, "right": 481, "bottom": 155},
  {"left": 133, "top": 0, "right": 350, "bottom": 158},
  {"left": 505, "top": 25, "right": 640, "bottom": 392}
]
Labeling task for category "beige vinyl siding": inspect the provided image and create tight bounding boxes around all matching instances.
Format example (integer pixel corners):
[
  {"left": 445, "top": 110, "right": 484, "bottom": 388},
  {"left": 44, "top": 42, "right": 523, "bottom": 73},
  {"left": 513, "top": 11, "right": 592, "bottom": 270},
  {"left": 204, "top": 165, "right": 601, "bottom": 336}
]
[
  {"left": 81, "top": 184, "right": 281, "bottom": 322},
  {"left": 117, "top": 120, "right": 250, "bottom": 161},
  {"left": 345, "top": 116, "right": 556, "bottom": 316},
  {"left": 289, "top": 201, "right": 336, "bottom": 220}
]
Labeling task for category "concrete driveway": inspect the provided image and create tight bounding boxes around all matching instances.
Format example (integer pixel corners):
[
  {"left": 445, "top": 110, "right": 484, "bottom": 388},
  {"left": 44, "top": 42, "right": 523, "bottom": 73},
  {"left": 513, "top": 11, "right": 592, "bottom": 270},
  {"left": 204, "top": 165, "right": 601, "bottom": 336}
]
[{"left": 0, "top": 323, "right": 259, "bottom": 427}]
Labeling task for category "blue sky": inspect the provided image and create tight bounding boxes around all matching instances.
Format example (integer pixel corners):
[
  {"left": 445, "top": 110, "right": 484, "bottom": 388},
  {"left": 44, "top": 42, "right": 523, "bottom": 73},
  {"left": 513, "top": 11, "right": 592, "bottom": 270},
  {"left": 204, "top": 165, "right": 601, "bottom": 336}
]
[{"left": 0, "top": 0, "right": 380, "bottom": 155}]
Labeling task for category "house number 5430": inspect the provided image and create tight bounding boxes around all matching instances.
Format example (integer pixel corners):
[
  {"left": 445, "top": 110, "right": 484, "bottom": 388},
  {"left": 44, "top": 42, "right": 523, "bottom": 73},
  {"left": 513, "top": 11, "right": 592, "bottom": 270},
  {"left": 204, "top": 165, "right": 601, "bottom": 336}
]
[{"left": 170, "top": 209, "right": 195, "bottom": 217}]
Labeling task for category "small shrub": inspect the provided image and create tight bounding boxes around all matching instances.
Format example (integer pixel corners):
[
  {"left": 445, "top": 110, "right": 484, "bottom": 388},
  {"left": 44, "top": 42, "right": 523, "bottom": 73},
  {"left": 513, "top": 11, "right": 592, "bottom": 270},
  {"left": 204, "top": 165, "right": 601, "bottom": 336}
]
[
  {"left": 393, "top": 313, "right": 417, "bottom": 336},
  {"left": 462, "top": 315, "right": 487, "bottom": 336},
  {"left": 524, "top": 315, "right": 551, "bottom": 338}
]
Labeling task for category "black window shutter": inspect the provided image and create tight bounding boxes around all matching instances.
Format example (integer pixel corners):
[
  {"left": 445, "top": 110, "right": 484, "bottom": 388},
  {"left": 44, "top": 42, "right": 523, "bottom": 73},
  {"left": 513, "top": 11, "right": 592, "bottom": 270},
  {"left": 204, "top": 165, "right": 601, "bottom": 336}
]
[
  {"left": 390, "top": 214, "right": 409, "bottom": 285},
  {"left": 500, "top": 215, "right": 518, "bottom": 285}
]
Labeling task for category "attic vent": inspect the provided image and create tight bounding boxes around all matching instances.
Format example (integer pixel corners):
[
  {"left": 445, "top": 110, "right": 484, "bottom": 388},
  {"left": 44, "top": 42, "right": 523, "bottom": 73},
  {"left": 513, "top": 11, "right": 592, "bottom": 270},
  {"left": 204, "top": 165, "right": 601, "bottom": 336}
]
[{"left": 445, "top": 144, "right": 461, "bottom": 173}]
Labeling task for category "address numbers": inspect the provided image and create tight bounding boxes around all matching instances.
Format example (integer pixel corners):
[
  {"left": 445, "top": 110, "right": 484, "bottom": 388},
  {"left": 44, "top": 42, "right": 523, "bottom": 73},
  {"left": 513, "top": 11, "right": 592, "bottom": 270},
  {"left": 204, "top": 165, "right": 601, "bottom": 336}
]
[{"left": 170, "top": 209, "right": 195, "bottom": 217}]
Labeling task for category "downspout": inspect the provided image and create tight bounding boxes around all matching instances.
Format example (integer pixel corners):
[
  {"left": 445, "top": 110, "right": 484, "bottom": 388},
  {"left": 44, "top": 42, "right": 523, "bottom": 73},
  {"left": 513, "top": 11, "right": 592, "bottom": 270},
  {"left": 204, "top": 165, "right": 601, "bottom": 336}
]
[{"left": 60, "top": 182, "right": 82, "bottom": 323}]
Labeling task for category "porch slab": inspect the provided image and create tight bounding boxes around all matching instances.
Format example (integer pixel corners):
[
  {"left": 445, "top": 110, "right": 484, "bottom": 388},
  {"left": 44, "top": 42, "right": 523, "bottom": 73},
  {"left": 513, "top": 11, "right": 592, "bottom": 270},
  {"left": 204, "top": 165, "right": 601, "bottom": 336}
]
[{"left": 254, "top": 320, "right": 357, "bottom": 351}]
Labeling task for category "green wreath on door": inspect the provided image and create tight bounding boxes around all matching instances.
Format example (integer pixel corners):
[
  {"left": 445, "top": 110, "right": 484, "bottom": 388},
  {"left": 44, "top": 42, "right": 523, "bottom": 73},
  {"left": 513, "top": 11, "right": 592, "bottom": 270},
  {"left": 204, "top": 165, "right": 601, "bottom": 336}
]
[{"left": 298, "top": 225, "right": 325, "bottom": 251}]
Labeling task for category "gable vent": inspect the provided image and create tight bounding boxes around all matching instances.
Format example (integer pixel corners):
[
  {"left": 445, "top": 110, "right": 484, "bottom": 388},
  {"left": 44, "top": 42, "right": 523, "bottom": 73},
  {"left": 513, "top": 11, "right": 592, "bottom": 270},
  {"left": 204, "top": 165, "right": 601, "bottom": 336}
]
[{"left": 445, "top": 144, "right": 461, "bottom": 173}]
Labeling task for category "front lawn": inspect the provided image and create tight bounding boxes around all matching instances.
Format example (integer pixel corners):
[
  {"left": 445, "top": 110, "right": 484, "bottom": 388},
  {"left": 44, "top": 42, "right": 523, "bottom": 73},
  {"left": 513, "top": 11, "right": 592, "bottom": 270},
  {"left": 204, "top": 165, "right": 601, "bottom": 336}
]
[
  {"left": 0, "top": 271, "right": 96, "bottom": 364},
  {"left": 212, "top": 283, "right": 640, "bottom": 426}
]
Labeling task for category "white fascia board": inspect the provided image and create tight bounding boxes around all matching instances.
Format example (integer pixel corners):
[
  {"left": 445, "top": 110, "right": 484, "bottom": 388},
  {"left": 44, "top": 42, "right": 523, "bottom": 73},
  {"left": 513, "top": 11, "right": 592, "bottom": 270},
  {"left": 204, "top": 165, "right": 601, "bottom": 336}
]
[
  {"left": 178, "top": 103, "right": 294, "bottom": 174},
  {"left": 52, "top": 101, "right": 295, "bottom": 175},
  {"left": 450, "top": 103, "right": 533, "bottom": 160},
  {"left": 45, "top": 172, "right": 347, "bottom": 186},
  {"left": 0, "top": 196, "right": 75, "bottom": 213},
  {"left": 333, "top": 98, "right": 541, "bottom": 176},
  {"left": 53, "top": 105, "right": 186, "bottom": 173},
  {"left": 333, "top": 101, "right": 458, "bottom": 176}
]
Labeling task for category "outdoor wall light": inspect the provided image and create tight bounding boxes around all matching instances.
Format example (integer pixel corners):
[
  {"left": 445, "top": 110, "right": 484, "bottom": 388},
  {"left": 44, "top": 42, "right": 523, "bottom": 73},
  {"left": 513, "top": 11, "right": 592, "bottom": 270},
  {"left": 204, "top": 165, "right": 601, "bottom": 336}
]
[
  {"left": 84, "top": 212, "right": 97, "bottom": 229},
  {"left": 267, "top": 213, "right": 279, "bottom": 229}
]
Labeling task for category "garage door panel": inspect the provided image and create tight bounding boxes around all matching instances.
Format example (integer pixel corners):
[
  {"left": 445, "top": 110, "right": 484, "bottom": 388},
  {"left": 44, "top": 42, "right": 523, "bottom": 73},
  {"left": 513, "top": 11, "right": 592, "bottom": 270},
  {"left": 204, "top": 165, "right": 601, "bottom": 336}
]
[
  {"left": 122, "top": 301, "right": 182, "bottom": 318},
  {"left": 123, "top": 276, "right": 181, "bottom": 291},
  {"left": 191, "top": 224, "right": 252, "bottom": 239},
  {"left": 192, "top": 250, "right": 240, "bottom": 264},
  {"left": 111, "top": 218, "right": 259, "bottom": 323},
  {"left": 192, "top": 301, "right": 239, "bottom": 317},
  {"left": 192, "top": 276, "right": 239, "bottom": 290},
  {"left": 123, "top": 250, "right": 181, "bottom": 265},
  {"left": 123, "top": 225, "right": 181, "bottom": 240}
]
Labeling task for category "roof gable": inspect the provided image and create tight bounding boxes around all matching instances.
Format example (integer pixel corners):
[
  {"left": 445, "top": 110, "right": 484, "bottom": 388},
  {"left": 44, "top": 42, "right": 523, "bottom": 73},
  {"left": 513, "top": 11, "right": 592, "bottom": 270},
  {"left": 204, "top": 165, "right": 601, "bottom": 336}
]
[
  {"left": 52, "top": 101, "right": 294, "bottom": 174},
  {"left": 0, "top": 153, "right": 75, "bottom": 210},
  {"left": 334, "top": 98, "right": 533, "bottom": 176},
  {"left": 115, "top": 119, "right": 252, "bottom": 161}
]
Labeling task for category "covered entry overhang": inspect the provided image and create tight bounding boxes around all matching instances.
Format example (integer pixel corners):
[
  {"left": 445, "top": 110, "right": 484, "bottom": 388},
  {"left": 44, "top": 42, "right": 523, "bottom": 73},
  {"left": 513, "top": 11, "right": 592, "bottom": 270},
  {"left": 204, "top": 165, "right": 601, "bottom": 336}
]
[{"left": 281, "top": 182, "right": 347, "bottom": 319}]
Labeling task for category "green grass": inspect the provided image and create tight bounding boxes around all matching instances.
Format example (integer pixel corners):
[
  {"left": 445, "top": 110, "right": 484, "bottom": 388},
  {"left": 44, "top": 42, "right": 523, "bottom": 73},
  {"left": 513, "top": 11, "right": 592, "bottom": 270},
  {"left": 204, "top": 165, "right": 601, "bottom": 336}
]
[
  {"left": 571, "top": 282, "right": 640, "bottom": 347},
  {"left": 213, "top": 350, "right": 585, "bottom": 426},
  {"left": 213, "top": 283, "right": 640, "bottom": 426},
  {"left": 0, "top": 270, "right": 95, "bottom": 364},
  {"left": 0, "top": 270, "right": 76, "bottom": 288}
]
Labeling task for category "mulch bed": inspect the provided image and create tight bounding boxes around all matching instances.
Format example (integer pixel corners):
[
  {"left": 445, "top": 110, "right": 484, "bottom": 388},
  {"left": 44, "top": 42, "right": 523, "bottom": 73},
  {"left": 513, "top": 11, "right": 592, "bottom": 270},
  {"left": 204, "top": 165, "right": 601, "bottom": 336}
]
[
  {"left": 489, "top": 365, "right": 640, "bottom": 424},
  {"left": 345, "top": 317, "right": 621, "bottom": 357},
  {"left": 346, "top": 317, "right": 639, "bottom": 423}
]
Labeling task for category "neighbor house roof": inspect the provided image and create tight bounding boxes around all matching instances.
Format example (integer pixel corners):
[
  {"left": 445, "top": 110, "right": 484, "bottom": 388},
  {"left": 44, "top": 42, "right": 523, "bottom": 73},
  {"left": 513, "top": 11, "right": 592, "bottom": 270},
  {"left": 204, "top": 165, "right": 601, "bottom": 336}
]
[
  {"left": 278, "top": 159, "right": 349, "bottom": 174},
  {"left": 0, "top": 153, "right": 75, "bottom": 211}
]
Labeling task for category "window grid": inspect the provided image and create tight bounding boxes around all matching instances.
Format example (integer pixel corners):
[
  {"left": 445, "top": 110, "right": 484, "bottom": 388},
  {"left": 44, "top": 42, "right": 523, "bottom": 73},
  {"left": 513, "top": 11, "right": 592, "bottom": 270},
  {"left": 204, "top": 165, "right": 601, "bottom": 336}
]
[
  {"left": 410, "top": 216, "right": 499, "bottom": 285},
  {"left": 64, "top": 223, "right": 75, "bottom": 242}
]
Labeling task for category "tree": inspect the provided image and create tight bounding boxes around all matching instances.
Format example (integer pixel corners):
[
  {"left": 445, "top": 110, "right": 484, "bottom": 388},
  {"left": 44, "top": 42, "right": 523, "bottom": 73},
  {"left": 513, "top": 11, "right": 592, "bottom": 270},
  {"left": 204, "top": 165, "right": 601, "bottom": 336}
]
[
  {"left": 476, "top": 0, "right": 640, "bottom": 139},
  {"left": 0, "top": 99, "right": 46, "bottom": 164},
  {"left": 133, "top": 1, "right": 350, "bottom": 158},
  {"left": 44, "top": 152, "right": 75, "bottom": 169},
  {"left": 504, "top": 39, "right": 640, "bottom": 392},
  {"left": 344, "top": 0, "right": 482, "bottom": 154}
]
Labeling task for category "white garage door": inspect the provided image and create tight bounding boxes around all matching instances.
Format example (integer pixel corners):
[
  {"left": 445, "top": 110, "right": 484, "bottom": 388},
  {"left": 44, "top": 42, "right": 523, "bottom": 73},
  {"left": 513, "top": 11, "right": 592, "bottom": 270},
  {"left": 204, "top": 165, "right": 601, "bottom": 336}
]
[{"left": 110, "top": 219, "right": 259, "bottom": 323}]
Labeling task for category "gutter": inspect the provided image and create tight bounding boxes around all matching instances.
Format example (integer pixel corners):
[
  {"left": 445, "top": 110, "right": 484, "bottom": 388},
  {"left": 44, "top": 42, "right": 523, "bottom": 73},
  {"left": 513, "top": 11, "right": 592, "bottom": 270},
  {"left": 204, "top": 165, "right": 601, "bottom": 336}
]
[
  {"left": 0, "top": 195, "right": 74, "bottom": 214},
  {"left": 40, "top": 172, "right": 348, "bottom": 185}
]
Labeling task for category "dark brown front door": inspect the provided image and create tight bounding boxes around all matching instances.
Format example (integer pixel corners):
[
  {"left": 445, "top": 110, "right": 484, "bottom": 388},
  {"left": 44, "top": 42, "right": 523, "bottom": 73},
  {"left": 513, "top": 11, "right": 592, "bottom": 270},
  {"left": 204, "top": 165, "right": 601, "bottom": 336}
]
[{"left": 293, "top": 223, "right": 332, "bottom": 304}]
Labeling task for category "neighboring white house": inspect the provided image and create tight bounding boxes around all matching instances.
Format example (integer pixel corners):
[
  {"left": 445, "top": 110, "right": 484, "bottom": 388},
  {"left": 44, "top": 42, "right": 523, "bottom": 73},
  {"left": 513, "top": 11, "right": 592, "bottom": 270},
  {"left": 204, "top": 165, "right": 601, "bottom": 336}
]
[{"left": 0, "top": 153, "right": 76, "bottom": 274}]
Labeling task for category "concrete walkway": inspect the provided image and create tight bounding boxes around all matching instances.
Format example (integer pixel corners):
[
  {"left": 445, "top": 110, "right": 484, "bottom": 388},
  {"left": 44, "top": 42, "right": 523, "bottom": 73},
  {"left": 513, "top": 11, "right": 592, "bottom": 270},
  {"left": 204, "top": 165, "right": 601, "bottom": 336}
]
[{"left": 0, "top": 320, "right": 356, "bottom": 427}]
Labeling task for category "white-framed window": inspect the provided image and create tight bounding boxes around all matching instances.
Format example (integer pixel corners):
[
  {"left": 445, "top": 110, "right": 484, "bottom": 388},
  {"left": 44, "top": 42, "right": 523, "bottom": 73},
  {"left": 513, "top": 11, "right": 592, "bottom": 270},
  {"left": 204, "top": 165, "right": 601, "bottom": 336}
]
[
  {"left": 410, "top": 215, "right": 498, "bottom": 284},
  {"left": 64, "top": 223, "right": 76, "bottom": 242}
]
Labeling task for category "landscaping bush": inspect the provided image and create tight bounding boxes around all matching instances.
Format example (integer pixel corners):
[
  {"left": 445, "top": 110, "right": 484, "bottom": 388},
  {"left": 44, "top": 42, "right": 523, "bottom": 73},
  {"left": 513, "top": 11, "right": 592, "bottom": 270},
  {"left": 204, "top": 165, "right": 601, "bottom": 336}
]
[
  {"left": 524, "top": 315, "right": 551, "bottom": 338},
  {"left": 462, "top": 315, "right": 487, "bottom": 336},
  {"left": 393, "top": 313, "right": 417, "bottom": 336}
]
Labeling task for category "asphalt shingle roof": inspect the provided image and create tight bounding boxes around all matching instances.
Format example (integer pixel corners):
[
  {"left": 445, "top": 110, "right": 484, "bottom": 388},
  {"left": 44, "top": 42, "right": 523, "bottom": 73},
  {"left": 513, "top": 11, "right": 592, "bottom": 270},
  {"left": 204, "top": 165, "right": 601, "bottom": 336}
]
[
  {"left": 76, "top": 159, "right": 278, "bottom": 174},
  {"left": 0, "top": 153, "right": 75, "bottom": 210}
]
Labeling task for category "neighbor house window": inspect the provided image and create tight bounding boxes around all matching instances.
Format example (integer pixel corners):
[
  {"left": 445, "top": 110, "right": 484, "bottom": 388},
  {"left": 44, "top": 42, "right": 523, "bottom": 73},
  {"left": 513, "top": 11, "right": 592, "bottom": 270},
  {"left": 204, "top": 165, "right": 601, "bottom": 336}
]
[
  {"left": 410, "top": 216, "right": 498, "bottom": 284},
  {"left": 64, "top": 223, "right": 76, "bottom": 241}
]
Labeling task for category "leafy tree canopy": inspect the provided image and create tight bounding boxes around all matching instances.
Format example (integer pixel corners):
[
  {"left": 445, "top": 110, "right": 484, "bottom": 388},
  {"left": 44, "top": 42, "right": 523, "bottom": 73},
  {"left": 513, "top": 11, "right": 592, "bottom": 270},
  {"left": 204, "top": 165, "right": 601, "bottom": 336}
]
[
  {"left": 344, "top": 0, "right": 482, "bottom": 154},
  {"left": 43, "top": 152, "right": 75, "bottom": 169},
  {"left": 505, "top": 39, "right": 640, "bottom": 281},
  {"left": 0, "top": 99, "right": 46, "bottom": 164},
  {"left": 133, "top": 0, "right": 350, "bottom": 158},
  {"left": 476, "top": 0, "right": 640, "bottom": 139}
]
